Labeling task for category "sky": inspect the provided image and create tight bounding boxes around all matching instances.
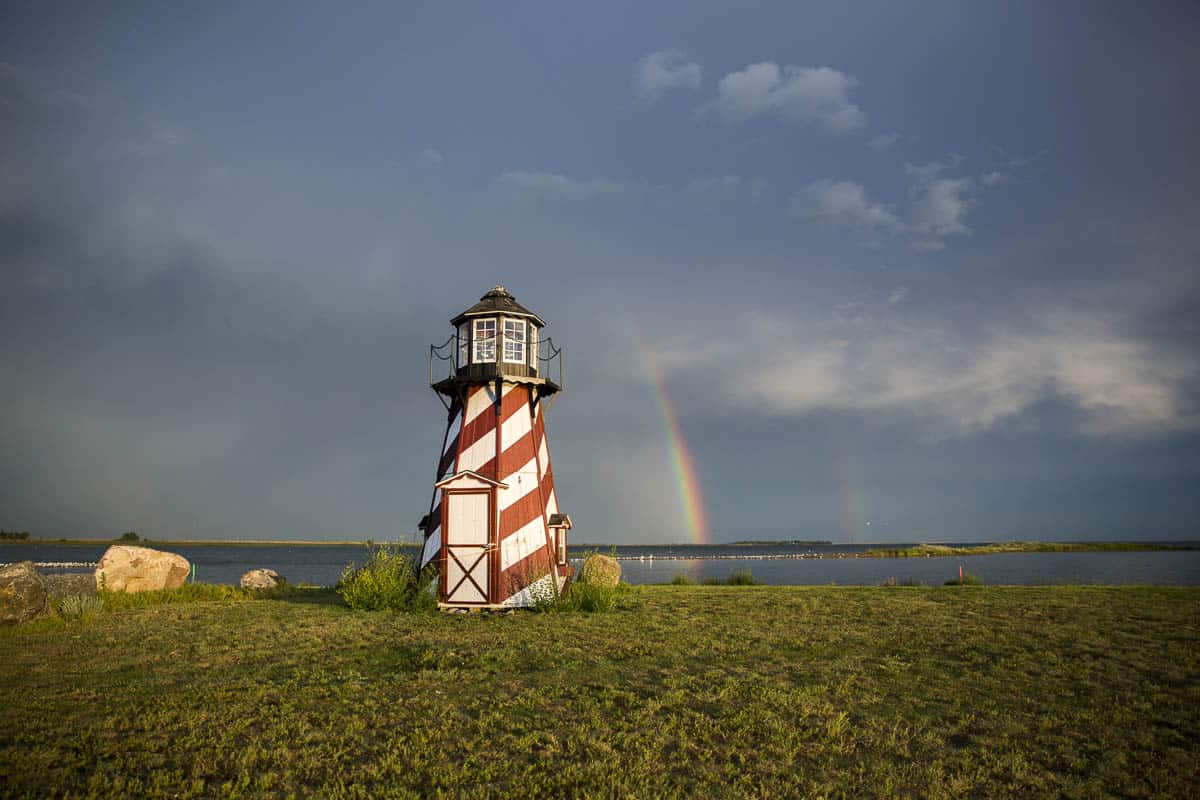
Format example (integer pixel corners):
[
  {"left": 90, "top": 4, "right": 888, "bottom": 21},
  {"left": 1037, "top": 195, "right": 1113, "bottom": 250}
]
[{"left": 2, "top": 1, "right": 1198, "bottom": 543}]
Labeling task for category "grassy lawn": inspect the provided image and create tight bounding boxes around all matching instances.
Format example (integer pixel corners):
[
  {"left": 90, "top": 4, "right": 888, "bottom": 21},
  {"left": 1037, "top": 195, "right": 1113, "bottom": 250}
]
[{"left": 1, "top": 586, "right": 1197, "bottom": 798}]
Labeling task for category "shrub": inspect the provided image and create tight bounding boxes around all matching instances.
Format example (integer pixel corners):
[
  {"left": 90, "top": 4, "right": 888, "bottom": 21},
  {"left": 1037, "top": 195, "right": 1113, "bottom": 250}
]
[
  {"left": 669, "top": 573, "right": 696, "bottom": 586},
  {"left": 118, "top": 531, "right": 140, "bottom": 542},
  {"left": 725, "top": 569, "right": 760, "bottom": 586},
  {"left": 57, "top": 594, "right": 103, "bottom": 622},
  {"left": 527, "top": 573, "right": 562, "bottom": 612},
  {"left": 562, "top": 580, "right": 619, "bottom": 613},
  {"left": 337, "top": 544, "right": 434, "bottom": 611}
]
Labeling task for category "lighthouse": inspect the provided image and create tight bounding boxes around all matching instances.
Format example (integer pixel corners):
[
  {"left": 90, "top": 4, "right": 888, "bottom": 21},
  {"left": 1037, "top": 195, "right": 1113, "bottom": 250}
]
[{"left": 420, "top": 286, "right": 572, "bottom": 608}]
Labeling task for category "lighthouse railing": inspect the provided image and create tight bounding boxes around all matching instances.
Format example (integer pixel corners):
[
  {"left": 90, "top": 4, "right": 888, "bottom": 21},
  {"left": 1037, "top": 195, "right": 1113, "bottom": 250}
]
[
  {"left": 539, "top": 337, "right": 564, "bottom": 389},
  {"left": 430, "top": 336, "right": 456, "bottom": 385},
  {"left": 429, "top": 333, "right": 564, "bottom": 390}
]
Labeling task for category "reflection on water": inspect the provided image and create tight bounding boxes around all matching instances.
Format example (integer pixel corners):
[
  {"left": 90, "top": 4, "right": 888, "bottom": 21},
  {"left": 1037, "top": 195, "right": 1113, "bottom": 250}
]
[{"left": 2, "top": 542, "right": 1198, "bottom": 586}]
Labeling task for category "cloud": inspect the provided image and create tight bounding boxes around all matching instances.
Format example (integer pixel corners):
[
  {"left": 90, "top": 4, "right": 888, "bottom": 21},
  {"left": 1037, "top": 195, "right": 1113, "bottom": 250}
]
[
  {"left": 700, "top": 63, "right": 866, "bottom": 133},
  {"left": 887, "top": 287, "right": 909, "bottom": 304},
  {"left": 683, "top": 174, "right": 765, "bottom": 197},
  {"left": 868, "top": 132, "right": 901, "bottom": 152},
  {"left": 980, "top": 170, "right": 1007, "bottom": 188},
  {"left": 495, "top": 170, "right": 625, "bottom": 199},
  {"left": 910, "top": 177, "right": 974, "bottom": 239},
  {"left": 633, "top": 49, "right": 702, "bottom": 104},
  {"left": 790, "top": 180, "right": 904, "bottom": 232},
  {"left": 646, "top": 304, "right": 1199, "bottom": 438},
  {"left": 420, "top": 147, "right": 444, "bottom": 165},
  {"left": 903, "top": 157, "right": 975, "bottom": 249}
]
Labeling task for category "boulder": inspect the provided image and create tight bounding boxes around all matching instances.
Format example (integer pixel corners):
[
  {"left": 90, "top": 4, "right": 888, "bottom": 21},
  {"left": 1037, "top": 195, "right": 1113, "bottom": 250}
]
[
  {"left": 578, "top": 554, "right": 621, "bottom": 588},
  {"left": 240, "top": 569, "right": 285, "bottom": 590},
  {"left": 0, "top": 561, "right": 48, "bottom": 625},
  {"left": 43, "top": 573, "right": 97, "bottom": 605},
  {"left": 95, "top": 546, "right": 190, "bottom": 593}
]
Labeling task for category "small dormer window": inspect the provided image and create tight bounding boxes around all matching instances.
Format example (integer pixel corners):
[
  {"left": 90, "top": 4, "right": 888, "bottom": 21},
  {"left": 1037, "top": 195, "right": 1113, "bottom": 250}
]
[
  {"left": 473, "top": 318, "right": 496, "bottom": 362},
  {"left": 503, "top": 318, "right": 525, "bottom": 364}
]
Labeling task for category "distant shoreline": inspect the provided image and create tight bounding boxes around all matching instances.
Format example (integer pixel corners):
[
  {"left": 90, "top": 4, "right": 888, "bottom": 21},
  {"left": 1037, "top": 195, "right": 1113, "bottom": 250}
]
[{"left": 4, "top": 539, "right": 1196, "bottom": 558}]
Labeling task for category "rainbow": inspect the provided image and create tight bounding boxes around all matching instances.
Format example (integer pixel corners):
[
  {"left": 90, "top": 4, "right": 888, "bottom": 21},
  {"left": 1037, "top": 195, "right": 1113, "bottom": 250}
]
[
  {"left": 634, "top": 335, "right": 711, "bottom": 544},
  {"left": 826, "top": 423, "right": 865, "bottom": 544}
]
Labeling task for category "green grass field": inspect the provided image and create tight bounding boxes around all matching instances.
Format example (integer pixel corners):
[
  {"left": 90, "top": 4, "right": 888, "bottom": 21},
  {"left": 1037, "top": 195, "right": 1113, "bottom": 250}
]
[{"left": 2, "top": 586, "right": 1197, "bottom": 798}]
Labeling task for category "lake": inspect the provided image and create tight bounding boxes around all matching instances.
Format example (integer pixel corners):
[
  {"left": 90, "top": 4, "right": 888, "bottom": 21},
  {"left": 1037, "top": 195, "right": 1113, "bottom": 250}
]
[{"left": 4, "top": 541, "right": 1199, "bottom": 586}]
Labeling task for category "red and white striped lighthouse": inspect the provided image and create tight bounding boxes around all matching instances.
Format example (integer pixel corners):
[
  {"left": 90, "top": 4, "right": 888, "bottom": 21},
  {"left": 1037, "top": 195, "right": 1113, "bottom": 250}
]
[{"left": 419, "top": 286, "right": 572, "bottom": 608}]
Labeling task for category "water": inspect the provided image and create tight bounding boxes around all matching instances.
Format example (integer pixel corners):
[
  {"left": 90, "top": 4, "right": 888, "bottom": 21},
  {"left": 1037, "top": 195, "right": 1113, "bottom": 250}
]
[{"left": 4, "top": 541, "right": 1199, "bottom": 586}]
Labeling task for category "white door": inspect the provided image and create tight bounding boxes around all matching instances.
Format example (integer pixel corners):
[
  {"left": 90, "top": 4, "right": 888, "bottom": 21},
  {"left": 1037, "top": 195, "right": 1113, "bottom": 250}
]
[{"left": 445, "top": 492, "right": 490, "bottom": 604}]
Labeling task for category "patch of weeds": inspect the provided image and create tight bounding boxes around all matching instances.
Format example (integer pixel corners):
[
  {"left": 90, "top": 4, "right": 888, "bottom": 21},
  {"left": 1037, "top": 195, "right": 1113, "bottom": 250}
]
[
  {"left": 56, "top": 594, "right": 103, "bottom": 623},
  {"left": 668, "top": 573, "right": 696, "bottom": 586},
  {"left": 882, "top": 576, "right": 925, "bottom": 587},
  {"left": 944, "top": 572, "right": 984, "bottom": 586},
  {"left": 337, "top": 544, "right": 435, "bottom": 611},
  {"left": 726, "top": 569, "right": 761, "bottom": 586},
  {"left": 100, "top": 582, "right": 249, "bottom": 612}
]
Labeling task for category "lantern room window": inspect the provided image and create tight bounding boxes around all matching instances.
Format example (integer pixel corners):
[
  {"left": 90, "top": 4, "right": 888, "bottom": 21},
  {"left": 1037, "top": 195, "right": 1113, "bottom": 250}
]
[
  {"left": 473, "top": 318, "right": 496, "bottom": 362},
  {"left": 528, "top": 325, "right": 538, "bottom": 369},
  {"left": 503, "top": 318, "right": 525, "bottom": 364},
  {"left": 457, "top": 323, "right": 468, "bottom": 368}
]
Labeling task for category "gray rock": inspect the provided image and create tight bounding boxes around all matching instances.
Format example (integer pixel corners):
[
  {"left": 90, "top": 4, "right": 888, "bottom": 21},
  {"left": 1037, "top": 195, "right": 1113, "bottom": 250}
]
[
  {"left": 0, "top": 562, "right": 48, "bottom": 625},
  {"left": 240, "top": 569, "right": 285, "bottom": 590},
  {"left": 43, "top": 573, "right": 97, "bottom": 605},
  {"left": 95, "top": 545, "right": 190, "bottom": 593}
]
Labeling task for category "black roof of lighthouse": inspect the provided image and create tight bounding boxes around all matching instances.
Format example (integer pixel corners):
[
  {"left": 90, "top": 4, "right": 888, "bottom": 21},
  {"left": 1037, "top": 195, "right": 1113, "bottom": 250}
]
[{"left": 451, "top": 285, "right": 545, "bottom": 327}]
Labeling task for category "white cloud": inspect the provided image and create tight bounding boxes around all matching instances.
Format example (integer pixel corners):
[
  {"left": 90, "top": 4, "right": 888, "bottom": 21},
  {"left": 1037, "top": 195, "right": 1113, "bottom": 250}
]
[
  {"left": 420, "top": 147, "right": 444, "bottom": 165},
  {"left": 981, "top": 170, "right": 1008, "bottom": 187},
  {"left": 495, "top": 170, "right": 624, "bottom": 199},
  {"left": 647, "top": 305, "right": 1198, "bottom": 438},
  {"left": 904, "top": 157, "right": 975, "bottom": 248},
  {"left": 910, "top": 177, "right": 974, "bottom": 239},
  {"left": 684, "top": 174, "right": 765, "bottom": 197},
  {"left": 790, "top": 179, "right": 904, "bottom": 232},
  {"left": 868, "top": 132, "right": 901, "bottom": 152},
  {"left": 633, "top": 50, "right": 702, "bottom": 105},
  {"left": 701, "top": 62, "right": 866, "bottom": 133},
  {"left": 887, "top": 287, "right": 909, "bottom": 304}
]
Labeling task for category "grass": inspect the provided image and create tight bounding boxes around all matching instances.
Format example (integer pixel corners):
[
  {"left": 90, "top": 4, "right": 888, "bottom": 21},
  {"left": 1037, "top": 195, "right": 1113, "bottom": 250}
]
[{"left": 1, "top": 585, "right": 1197, "bottom": 797}]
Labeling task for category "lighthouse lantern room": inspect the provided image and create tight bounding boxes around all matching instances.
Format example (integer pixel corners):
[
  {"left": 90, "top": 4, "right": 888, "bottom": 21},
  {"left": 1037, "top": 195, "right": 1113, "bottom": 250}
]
[{"left": 421, "top": 286, "right": 571, "bottom": 608}]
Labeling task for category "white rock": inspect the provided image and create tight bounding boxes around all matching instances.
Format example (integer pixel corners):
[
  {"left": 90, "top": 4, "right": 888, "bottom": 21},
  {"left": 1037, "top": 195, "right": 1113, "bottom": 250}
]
[
  {"left": 95, "top": 546, "right": 190, "bottom": 593},
  {"left": 240, "top": 569, "right": 285, "bottom": 590}
]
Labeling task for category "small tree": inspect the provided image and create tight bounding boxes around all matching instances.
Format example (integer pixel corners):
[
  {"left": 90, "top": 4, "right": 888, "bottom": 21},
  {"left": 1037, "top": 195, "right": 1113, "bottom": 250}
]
[{"left": 118, "top": 531, "right": 140, "bottom": 542}]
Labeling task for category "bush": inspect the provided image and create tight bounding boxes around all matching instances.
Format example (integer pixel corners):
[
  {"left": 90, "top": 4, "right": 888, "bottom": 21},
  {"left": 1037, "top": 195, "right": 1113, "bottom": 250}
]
[
  {"left": 57, "top": 594, "right": 103, "bottom": 622},
  {"left": 564, "top": 580, "right": 619, "bottom": 612},
  {"left": 337, "top": 544, "right": 434, "bottom": 611},
  {"left": 725, "top": 569, "right": 760, "bottom": 586},
  {"left": 118, "top": 531, "right": 140, "bottom": 542}
]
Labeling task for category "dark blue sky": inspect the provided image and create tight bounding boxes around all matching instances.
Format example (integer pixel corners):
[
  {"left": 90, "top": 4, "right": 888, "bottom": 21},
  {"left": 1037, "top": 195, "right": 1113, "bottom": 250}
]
[{"left": 2, "top": 2, "right": 1198, "bottom": 542}]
